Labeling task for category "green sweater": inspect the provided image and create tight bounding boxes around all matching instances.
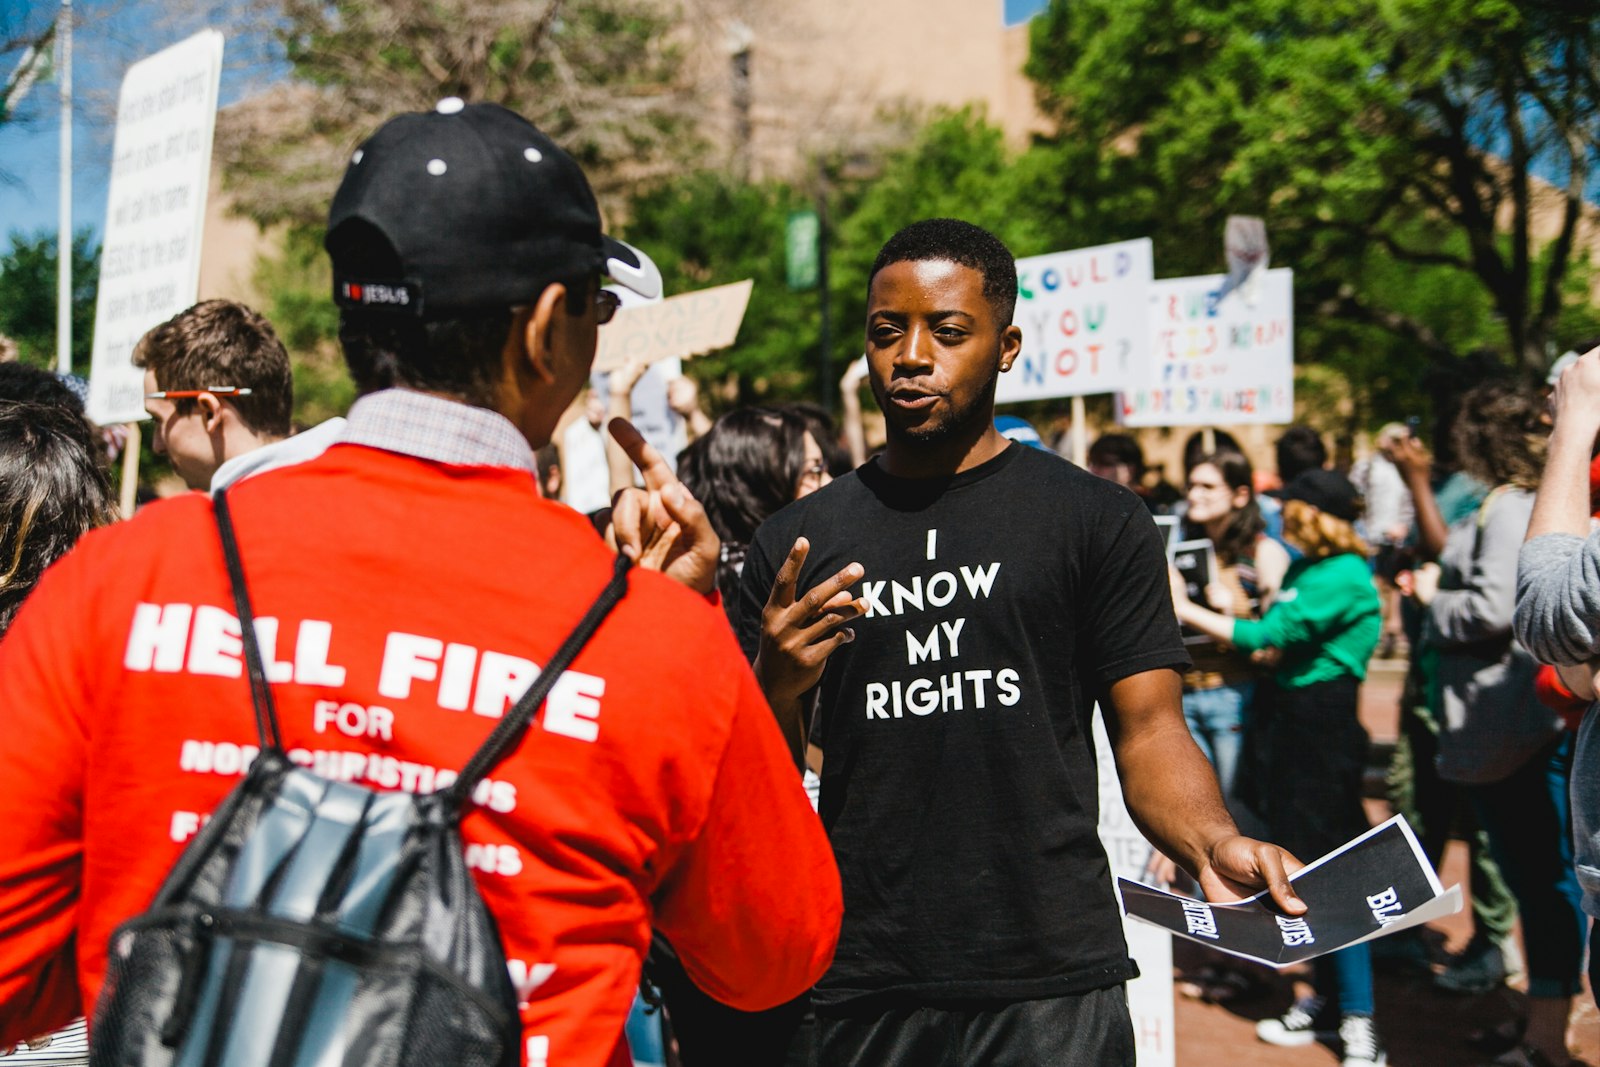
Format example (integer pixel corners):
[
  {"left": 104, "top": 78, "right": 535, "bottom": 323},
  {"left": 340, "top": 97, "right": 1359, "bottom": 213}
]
[{"left": 1230, "top": 552, "right": 1381, "bottom": 688}]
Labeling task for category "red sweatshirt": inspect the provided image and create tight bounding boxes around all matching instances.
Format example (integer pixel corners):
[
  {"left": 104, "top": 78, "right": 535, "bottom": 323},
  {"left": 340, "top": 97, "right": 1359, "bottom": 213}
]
[{"left": 0, "top": 443, "right": 840, "bottom": 1066}]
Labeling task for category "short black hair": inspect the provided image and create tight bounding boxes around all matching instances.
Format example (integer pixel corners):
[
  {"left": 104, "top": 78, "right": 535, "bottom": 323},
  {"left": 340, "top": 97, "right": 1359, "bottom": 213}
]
[
  {"left": 0, "top": 363, "right": 86, "bottom": 414},
  {"left": 1088, "top": 432, "right": 1144, "bottom": 474},
  {"left": 1275, "top": 425, "right": 1328, "bottom": 482},
  {"left": 867, "top": 219, "right": 1019, "bottom": 325}
]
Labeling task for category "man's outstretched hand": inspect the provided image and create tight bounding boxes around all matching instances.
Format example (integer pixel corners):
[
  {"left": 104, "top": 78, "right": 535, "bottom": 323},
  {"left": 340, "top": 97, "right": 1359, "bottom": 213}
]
[
  {"left": 1195, "top": 835, "right": 1307, "bottom": 915},
  {"left": 607, "top": 417, "right": 718, "bottom": 596},
  {"left": 753, "top": 537, "right": 864, "bottom": 709}
]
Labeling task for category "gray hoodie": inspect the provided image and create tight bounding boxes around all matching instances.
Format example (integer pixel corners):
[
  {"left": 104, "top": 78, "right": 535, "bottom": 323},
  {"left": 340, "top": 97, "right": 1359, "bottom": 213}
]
[{"left": 1515, "top": 528, "right": 1600, "bottom": 918}]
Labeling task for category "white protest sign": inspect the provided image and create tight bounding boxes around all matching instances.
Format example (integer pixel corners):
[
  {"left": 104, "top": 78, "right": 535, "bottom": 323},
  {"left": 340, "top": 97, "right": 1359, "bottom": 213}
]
[
  {"left": 87, "top": 30, "right": 225, "bottom": 426},
  {"left": 1118, "top": 268, "right": 1294, "bottom": 427},
  {"left": 996, "top": 238, "right": 1153, "bottom": 403},
  {"left": 592, "top": 279, "right": 752, "bottom": 373},
  {"left": 1094, "top": 709, "right": 1176, "bottom": 1067}
]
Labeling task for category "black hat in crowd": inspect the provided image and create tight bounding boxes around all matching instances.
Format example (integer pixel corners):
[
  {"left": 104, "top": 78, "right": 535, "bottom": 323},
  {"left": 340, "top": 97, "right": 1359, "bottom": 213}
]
[
  {"left": 1281, "top": 468, "right": 1361, "bottom": 523},
  {"left": 325, "top": 99, "right": 661, "bottom": 317}
]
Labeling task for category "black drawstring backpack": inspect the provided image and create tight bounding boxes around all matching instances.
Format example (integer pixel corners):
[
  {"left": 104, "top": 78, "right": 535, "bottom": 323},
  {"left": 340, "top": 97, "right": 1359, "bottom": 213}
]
[{"left": 90, "top": 488, "right": 631, "bottom": 1067}]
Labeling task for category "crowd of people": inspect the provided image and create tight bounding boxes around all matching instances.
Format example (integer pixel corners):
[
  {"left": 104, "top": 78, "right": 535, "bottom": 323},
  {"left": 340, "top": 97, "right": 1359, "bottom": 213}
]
[{"left": 0, "top": 98, "right": 1595, "bottom": 1067}]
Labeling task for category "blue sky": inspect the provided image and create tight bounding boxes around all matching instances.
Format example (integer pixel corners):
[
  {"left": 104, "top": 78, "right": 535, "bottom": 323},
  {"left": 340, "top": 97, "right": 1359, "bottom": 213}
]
[{"left": 0, "top": 0, "right": 277, "bottom": 244}]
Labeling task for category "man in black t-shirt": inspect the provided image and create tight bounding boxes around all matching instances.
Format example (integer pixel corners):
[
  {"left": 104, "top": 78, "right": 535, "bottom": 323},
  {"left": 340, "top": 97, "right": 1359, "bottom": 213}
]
[{"left": 738, "top": 219, "right": 1306, "bottom": 1066}]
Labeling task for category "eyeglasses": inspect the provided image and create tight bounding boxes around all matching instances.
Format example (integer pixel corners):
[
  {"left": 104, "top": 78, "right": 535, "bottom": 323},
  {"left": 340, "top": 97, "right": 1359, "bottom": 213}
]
[
  {"left": 144, "top": 387, "right": 254, "bottom": 399},
  {"left": 595, "top": 288, "right": 621, "bottom": 325}
]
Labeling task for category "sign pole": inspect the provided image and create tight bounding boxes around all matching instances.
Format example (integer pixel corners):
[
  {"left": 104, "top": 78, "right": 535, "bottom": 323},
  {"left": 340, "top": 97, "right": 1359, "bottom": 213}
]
[
  {"left": 1071, "top": 394, "right": 1088, "bottom": 468},
  {"left": 816, "top": 169, "right": 833, "bottom": 415},
  {"left": 118, "top": 422, "right": 140, "bottom": 518},
  {"left": 1201, "top": 427, "right": 1216, "bottom": 454},
  {"left": 55, "top": 0, "right": 72, "bottom": 376}
]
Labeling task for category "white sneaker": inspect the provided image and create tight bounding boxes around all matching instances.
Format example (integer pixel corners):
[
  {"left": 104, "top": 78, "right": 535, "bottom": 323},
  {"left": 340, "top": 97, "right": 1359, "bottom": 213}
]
[
  {"left": 1339, "top": 1013, "right": 1387, "bottom": 1067},
  {"left": 1256, "top": 996, "right": 1326, "bottom": 1047}
]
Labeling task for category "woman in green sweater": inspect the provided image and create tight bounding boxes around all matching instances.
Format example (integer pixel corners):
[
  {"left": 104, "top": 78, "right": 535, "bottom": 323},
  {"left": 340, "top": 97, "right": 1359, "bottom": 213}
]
[{"left": 1171, "top": 468, "right": 1383, "bottom": 1067}]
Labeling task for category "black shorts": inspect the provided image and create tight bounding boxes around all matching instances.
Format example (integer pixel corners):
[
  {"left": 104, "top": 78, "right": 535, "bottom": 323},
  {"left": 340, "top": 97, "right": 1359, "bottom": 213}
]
[{"left": 815, "top": 986, "right": 1134, "bottom": 1067}]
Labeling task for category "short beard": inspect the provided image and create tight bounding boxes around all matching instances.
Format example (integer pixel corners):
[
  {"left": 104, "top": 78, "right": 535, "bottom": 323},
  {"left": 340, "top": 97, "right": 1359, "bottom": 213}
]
[{"left": 882, "top": 375, "right": 998, "bottom": 451}]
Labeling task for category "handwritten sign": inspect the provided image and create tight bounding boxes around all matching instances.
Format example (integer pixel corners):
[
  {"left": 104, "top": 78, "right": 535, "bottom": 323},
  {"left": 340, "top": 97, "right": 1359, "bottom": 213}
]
[
  {"left": 592, "top": 279, "right": 752, "bottom": 373},
  {"left": 86, "top": 31, "right": 225, "bottom": 426},
  {"left": 1094, "top": 709, "right": 1175, "bottom": 1067},
  {"left": 1118, "top": 269, "right": 1294, "bottom": 428},
  {"left": 995, "top": 238, "right": 1153, "bottom": 404}
]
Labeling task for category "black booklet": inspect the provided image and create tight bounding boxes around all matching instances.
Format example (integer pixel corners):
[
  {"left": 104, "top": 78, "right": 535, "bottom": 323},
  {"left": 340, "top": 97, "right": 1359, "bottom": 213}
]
[
  {"left": 1169, "top": 537, "right": 1218, "bottom": 646},
  {"left": 1118, "top": 816, "right": 1461, "bottom": 967}
]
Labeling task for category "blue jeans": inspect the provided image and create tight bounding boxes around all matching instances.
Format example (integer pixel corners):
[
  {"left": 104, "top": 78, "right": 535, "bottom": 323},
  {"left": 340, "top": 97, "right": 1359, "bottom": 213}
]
[
  {"left": 1183, "top": 681, "right": 1253, "bottom": 801},
  {"left": 1466, "top": 733, "right": 1586, "bottom": 999},
  {"left": 1314, "top": 943, "right": 1374, "bottom": 1017}
]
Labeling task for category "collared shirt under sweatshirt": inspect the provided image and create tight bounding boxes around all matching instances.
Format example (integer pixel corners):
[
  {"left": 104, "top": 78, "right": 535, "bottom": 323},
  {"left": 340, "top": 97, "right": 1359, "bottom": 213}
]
[{"left": 0, "top": 389, "right": 841, "bottom": 1067}]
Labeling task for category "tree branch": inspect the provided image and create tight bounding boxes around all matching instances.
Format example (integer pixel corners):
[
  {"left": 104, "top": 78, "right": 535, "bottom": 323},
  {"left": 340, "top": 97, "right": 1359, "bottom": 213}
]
[{"left": 1317, "top": 284, "right": 1458, "bottom": 362}]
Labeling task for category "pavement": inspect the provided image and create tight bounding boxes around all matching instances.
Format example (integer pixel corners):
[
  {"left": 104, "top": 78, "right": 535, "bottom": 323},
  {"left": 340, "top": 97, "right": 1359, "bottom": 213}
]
[{"left": 1172, "top": 654, "right": 1599, "bottom": 1066}]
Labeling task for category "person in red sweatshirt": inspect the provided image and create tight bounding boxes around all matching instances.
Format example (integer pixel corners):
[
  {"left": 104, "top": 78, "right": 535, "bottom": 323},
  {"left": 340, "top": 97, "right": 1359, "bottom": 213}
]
[{"left": 0, "top": 101, "right": 841, "bottom": 1067}]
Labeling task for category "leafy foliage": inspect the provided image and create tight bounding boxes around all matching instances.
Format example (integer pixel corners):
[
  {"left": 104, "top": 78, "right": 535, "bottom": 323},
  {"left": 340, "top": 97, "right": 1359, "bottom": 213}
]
[
  {"left": 1024, "top": 0, "right": 1600, "bottom": 384},
  {"left": 216, "top": 0, "right": 700, "bottom": 229},
  {"left": 0, "top": 230, "right": 99, "bottom": 375}
]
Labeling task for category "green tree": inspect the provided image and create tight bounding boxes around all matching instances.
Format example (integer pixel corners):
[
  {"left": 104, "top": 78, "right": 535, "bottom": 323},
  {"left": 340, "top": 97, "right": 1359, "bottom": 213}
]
[
  {"left": 251, "top": 226, "right": 355, "bottom": 428},
  {"left": 217, "top": 0, "right": 700, "bottom": 228},
  {"left": 0, "top": 229, "right": 99, "bottom": 375},
  {"left": 1025, "top": 0, "right": 1600, "bottom": 386}
]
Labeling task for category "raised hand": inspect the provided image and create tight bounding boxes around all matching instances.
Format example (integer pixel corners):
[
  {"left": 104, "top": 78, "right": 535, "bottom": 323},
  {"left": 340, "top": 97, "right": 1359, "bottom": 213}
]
[
  {"left": 753, "top": 537, "right": 865, "bottom": 709},
  {"left": 607, "top": 417, "right": 718, "bottom": 595}
]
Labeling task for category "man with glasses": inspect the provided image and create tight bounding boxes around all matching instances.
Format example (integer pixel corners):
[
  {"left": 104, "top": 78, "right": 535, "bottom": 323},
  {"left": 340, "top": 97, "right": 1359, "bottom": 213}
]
[
  {"left": 136, "top": 299, "right": 345, "bottom": 492},
  {"left": 0, "top": 101, "right": 840, "bottom": 1067}
]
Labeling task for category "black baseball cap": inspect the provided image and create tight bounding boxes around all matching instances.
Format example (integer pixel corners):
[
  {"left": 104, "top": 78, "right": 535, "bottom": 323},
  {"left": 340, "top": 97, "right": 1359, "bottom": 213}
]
[
  {"left": 1281, "top": 468, "right": 1361, "bottom": 522},
  {"left": 326, "top": 99, "right": 661, "bottom": 317}
]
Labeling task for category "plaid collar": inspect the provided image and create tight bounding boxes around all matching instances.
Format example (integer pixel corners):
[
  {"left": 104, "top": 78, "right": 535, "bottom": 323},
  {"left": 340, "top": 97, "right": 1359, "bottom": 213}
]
[{"left": 342, "top": 389, "right": 536, "bottom": 473}]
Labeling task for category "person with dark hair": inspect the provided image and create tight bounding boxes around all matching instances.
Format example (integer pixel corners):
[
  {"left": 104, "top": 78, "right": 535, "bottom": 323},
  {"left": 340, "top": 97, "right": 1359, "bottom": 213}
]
[
  {"left": 1276, "top": 424, "right": 1329, "bottom": 484},
  {"left": 1179, "top": 451, "right": 1288, "bottom": 802},
  {"left": 741, "top": 218, "right": 1303, "bottom": 1066},
  {"left": 1416, "top": 383, "right": 1583, "bottom": 1066},
  {"left": 1173, "top": 469, "right": 1385, "bottom": 1066},
  {"left": 783, "top": 401, "right": 853, "bottom": 478},
  {"left": 0, "top": 362, "right": 89, "bottom": 413},
  {"left": 0, "top": 101, "right": 840, "bottom": 1067},
  {"left": 1182, "top": 428, "right": 1242, "bottom": 476},
  {"left": 1087, "top": 431, "right": 1145, "bottom": 486},
  {"left": 682, "top": 406, "right": 828, "bottom": 616},
  {"left": 0, "top": 402, "right": 112, "bottom": 635}
]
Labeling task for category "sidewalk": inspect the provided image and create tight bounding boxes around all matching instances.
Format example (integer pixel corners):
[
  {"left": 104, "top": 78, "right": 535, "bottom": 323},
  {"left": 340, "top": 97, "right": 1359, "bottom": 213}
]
[{"left": 1172, "top": 655, "right": 1599, "bottom": 1066}]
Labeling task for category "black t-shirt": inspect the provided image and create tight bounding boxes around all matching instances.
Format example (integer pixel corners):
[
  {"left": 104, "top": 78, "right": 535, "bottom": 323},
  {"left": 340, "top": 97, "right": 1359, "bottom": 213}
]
[{"left": 738, "top": 444, "right": 1189, "bottom": 1006}]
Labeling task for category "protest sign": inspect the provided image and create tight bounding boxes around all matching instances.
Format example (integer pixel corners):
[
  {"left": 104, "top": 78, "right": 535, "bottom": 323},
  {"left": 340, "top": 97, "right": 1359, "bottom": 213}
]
[
  {"left": 1120, "top": 816, "right": 1462, "bottom": 968},
  {"left": 996, "top": 238, "right": 1153, "bottom": 404},
  {"left": 1169, "top": 538, "right": 1217, "bottom": 646},
  {"left": 86, "top": 30, "right": 225, "bottom": 426},
  {"left": 1093, "top": 711, "right": 1175, "bottom": 1067},
  {"left": 1118, "top": 268, "right": 1294, "bottom": 428},
  {"left": 592, "top": 279, "right": 753, "bottom": 373}
]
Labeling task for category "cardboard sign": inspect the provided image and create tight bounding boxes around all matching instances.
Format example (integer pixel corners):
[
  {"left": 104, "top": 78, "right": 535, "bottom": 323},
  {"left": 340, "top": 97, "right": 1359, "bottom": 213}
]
[
  {"left": 996, "top": 238, "right": 1153, "bottom": 404},
  {"left": 1093, "top": 710, "right": 1175, "bottom": 1067},
  {"left": 1120, "top": 816, "right": 1461, "bottom": 968},
  {"left": 1118, "top": 268, "right": 1295, "bottom": 428},
  {"left": 87, "top": 31, "right": 225, "bottom": 426},
  {"left": 592, "top": 279, "right": 753, "bottom": 373}
]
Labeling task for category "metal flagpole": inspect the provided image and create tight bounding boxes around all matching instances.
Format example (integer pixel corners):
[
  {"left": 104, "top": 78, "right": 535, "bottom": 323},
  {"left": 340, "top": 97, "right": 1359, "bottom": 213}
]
[{"left": 56, "top": 0, "right": 72, "bottom": 377}]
